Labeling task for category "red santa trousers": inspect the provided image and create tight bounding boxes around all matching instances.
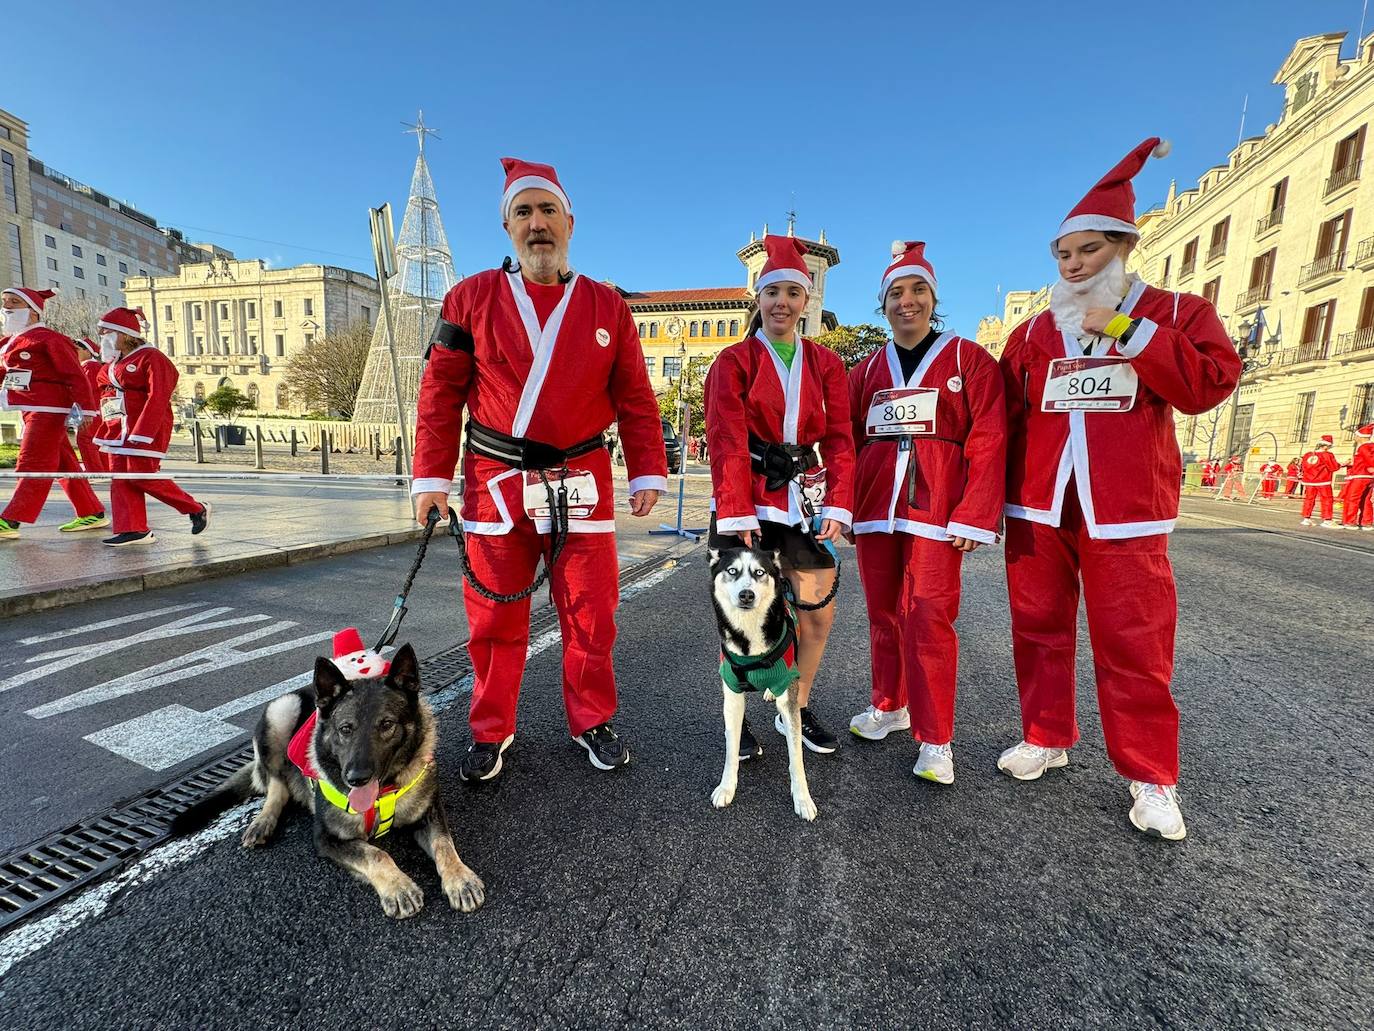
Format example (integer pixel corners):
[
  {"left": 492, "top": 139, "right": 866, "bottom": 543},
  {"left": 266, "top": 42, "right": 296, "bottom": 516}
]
[
  {"left": 2, "top": 412, "right": 103, "bottom": 524},
  {"left": 1221, "top": 473, "right": 1246, "bottom": 499},
  {"left": 108, "top": 454, "right": 201, "bottom": 532},
  {"left": 76, "top": 423, "right": 108, "bottom": 473},
  {"left": 462, "top": 522, "right": 619, "bottom": 742},
  {"left": 1301, "top": 486, "right": 1334, "bottom": 521},
  {"left": 1260, "top": 476, "right": 1278, "bottom": 499},
  {"left": 1284, "top": 476, "right": 1299, "bottom": 497},
  {"left": 856, "top": 531, "right": 963, "bottom": 744},
  {"left": 1342, "top": 480, "right": 1373, "bottom": 526},
  {"left": 1004, "top": 490, "right": 1180, "bottom": 785}
]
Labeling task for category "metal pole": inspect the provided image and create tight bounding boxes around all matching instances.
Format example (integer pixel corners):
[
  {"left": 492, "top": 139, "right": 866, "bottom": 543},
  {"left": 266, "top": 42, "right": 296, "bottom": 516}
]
[
  {"left": 370, "top": 204, "right": 412, "bottom": 477},
  {"left": 193, "top": 420, "right": 204, "bottom": 463},
  {"left": 290, "top": 426, "right": 298, "bottom": 457},
  {"left": 321, "top": 430, "right": 330, "bottom": 475},
  {"left": 254, "top": 425, "right": 265, "bottom": 470}
]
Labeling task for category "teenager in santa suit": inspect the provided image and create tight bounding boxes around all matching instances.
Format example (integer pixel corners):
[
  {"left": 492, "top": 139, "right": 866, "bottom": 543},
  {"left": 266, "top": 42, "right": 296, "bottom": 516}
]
[
  {"left": 1339, "top": 424, "right": 1373, "bottom": 530},
  {"left": 1298, "top": 435, "right": 1341, "bottom": 527},
  {"left": 0, "top": 287, "right": 108, "bottom": 539},
  {"left": 411, "top": 158, "right": 666, "bottom": 780},
  {"left": 705, "top": 234, "right": 855, "bottom": 757},
  {"left": 1284, "top": 456, "right": 1301, "bottom": 498},
  {"left": 1259, "top": 460, "right": 1281, "bottom": 500},
  {"left": 846, "top": 242, "right": 1005, "bottom": 785},
  {"left": 92, "top": 307, "right": 210, "bottom": 546},
  {"left": 1220, "top": 455, "right": 1246, "bottom": 500},
  {"left": 998, "top": 137, "right": 1242, "bottom": 841},
  {"left": 72, "top": 336, "right": 108, "bottom": 474}
]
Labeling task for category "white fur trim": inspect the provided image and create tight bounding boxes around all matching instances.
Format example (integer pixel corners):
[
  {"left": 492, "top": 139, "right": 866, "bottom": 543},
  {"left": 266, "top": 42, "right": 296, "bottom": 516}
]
[
  {"left": 507, "top": 272, "right": 579, "bottom": 439},
  {"left": 3, "top": 288, "right": 48, "bottom": 314},
  {"left": 819, "top": 506, "right": 852, "bottom": 528},
  {"left": 410, "top": 476, "right": 452, "bottom": 496},
  {"left": 715, "top": 515, "right": 761, "bottom": 532},
  {"left": 753, "top": 268, "right": 811, "bottom": 294},
  {"left": 628, "top": 475, "right": 668, "bottom": 494},
  {"left": 879, "top": 265, "right": 938, "bottom": 305},
  {"left": 946, "top": 521, "right": 998, "bottom": 545},
  {"left": 1153, "top": 139, "right": 1172, "bottom": 158},
  {"left": 128, "top": 434, "right": 153, "bottom": 444},
  {"left": 1117, "top": 317, "right": 1158, "bottom": 359},
  {"left": 501, "top": 176, "right": 570, "bottom": 219},
  {"left": 1052, "top": 215, "right": 1140, "bottom": 250}
]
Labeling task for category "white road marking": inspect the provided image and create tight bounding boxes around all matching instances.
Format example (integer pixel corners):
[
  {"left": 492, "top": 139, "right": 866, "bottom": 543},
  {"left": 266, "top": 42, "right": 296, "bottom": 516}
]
[
  {"left": 0, "top": 556, "right": 687, "bottom": 975},
  {"left": 16, "top": 604, "right": 209, "bottom": 645}
]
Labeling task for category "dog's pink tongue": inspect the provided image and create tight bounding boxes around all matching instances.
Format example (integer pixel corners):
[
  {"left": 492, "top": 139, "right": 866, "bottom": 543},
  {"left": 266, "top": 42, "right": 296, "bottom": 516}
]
[{"left": 347, "top": 781, "right": 380, "bottom": 814}]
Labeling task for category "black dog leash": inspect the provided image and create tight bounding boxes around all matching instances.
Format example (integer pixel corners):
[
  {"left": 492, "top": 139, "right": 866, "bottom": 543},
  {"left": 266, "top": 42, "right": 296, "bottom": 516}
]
[
  {"left": 375, "top": 507, "right": 445, "bottom": 650},
  {"left": 448, "top": 470, "right": 570, "bottom": 604}
]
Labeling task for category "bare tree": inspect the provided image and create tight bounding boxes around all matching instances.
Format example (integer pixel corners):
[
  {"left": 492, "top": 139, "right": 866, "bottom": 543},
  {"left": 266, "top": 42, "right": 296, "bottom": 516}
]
[
  {"left": 41, "top": 297, "right": 100, "bottom": 342},
  {"left": 282, "top": 321, "right": 373, "bottom": 419}
]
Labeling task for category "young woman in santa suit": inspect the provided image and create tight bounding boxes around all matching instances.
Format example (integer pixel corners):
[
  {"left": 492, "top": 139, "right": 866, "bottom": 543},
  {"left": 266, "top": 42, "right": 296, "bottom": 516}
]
[
  {"left": 846, "top": 242, "right": 1005, "bottom": 784},
  {"left": 704, "top": 235, "right": 855, "bottom": 756},
  {"left": 92, "top": 306, "right": 211, "bottom": 546},
  {"left": 997, "top": 138, "right": 1241, "bottom": 840}
]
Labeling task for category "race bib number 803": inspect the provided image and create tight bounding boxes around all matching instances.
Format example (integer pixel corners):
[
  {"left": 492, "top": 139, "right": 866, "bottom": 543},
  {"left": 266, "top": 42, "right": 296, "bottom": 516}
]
[
  {"left": 866, "top": 387, "right": 938, "bottom": 437},
  {"left": 1042, "top": 356, "right": 1139, "bottom": 413}
]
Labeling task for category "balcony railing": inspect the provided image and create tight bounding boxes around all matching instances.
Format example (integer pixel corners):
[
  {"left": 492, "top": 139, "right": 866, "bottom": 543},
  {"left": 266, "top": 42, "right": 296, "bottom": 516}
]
[
  {"left": 1335, "top": 326, "right": 1374, "bottom": 357},
  {"left": 1324, "top": 160, "right": 1361, "bottom": 196},
  {"left": 1279, "top": 339, "right": 1332, "bottom": 366},
  {"left": 1256, "top": 206, "right": 1284, "bottom": 235},
  {"left": 1298, "top": 251, "right": 1346, "bottom": 288},
  {"left": 1206, "top": 240, "right": 1228, "bottom": 263},
  {"left": 1179, "top": 258, "right": 1197, "bottom": 280},
  {"left": 1235, "top": 283, "right": 1271, "bottom": 310},
  {"left": 1356, "top": 235, "right": 1374, "bottom": 268}
]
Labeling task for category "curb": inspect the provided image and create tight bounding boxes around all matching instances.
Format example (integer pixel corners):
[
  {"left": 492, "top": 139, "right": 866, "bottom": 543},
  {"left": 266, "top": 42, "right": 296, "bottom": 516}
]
[{"left": 0, "top": 526, "right": 427, "bottom": 620}]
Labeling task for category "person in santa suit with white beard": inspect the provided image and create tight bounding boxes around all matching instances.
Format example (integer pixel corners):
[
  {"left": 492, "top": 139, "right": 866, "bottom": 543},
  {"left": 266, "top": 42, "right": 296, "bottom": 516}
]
[
  {"left": 411, "top": 158, "right": 666, "bottom": 781},
  {"left": 1338, "top": 424, "right": 1373, "bottom": 529},
  {"left": 0, "top": 286, "right": 108, "bottom": 539},
  {"left": 997, "top": 137, "right": 1242, "bottom": 841},
  {"left": 92, "top": 306, "right": 210, "bottom": 546},
  {"left": 846, "top": 242, "right": 1005, "bottom": 785},
  {"left": 1298, "top": 435, "right": 1341, "bottom": 527},
  {"left": 704, "top": 234, "right": 855, "bottom": 758},
  {"left": 72, "top": 336, "right": 108, "bottom": 474}
]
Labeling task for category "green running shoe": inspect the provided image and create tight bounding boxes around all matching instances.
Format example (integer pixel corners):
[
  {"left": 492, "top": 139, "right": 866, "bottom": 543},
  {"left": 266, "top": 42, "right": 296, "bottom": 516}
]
[
  {"left": 0, "top": 517, "right": 19, "bottom": 539},
  {"left": 60, "top": 512, "right": 111, "bottom": 532}
]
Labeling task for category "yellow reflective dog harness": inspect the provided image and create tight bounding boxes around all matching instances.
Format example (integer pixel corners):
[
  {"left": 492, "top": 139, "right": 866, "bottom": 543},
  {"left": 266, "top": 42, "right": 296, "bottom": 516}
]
[{"left": 315, "top": 760, "right": 433, "bottom": 839}]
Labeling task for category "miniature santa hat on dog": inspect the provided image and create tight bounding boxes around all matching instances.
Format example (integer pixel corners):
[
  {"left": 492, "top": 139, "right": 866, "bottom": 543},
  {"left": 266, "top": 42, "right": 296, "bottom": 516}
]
[
  {"left": 1052, "top": 137, "right": 1171, "bottom": 251},
  {"left": 500, "top": 157, "right": 571, "bottom": 220},
  {"left": 97, "top": 306, "right": 148, "bottom": 339},
  {"left": 332, "top": 627, "right": 390, "bottom": 681},
  {"left": 879, "top": 241, "right": 938, "bottom": 304},
  {"left": 754, "top": 235, "right": 811, "bottom": 295},
  {"left": 2, "top": 286, "right": 57, "bottom": 314}
]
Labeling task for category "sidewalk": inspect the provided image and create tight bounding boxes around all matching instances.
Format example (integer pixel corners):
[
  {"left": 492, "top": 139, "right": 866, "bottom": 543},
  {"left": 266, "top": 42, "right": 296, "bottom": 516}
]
[
  {"left": 1179, "top": 489, "right": 1374, "bottom": 553},
  {"left": 0, "top": 462, "right": 715, "bottom": 618}
]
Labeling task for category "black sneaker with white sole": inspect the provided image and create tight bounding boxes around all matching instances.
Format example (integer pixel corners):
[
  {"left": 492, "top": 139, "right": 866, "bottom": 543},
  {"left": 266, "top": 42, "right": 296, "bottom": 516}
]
[
  {"left": 102, "top": 530, "right": 156, "bottom": 547},
  {"left": 775, "top": 707, "right": 839, "bottom": 754},
  {"left": 460, "top": 734, "right": 513, "bottom": 782},
  {"left": 574, "top": 721, "right": 630, "bottom": 770},
  {"left": 190, "top": 502, "right": 211, "bottom": 535},
  {"left": 738, "top": 717, "right": 762, "bottom": 762}
]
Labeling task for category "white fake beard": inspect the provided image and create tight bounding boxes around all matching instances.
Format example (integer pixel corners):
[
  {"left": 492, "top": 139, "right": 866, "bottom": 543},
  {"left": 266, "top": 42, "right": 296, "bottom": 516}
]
[
  {"left": 1049, "top": 256, "right": 1133, "bottom": 339},
  {"left": 517, "top": 239, "right": 569, "bottom": 282}
]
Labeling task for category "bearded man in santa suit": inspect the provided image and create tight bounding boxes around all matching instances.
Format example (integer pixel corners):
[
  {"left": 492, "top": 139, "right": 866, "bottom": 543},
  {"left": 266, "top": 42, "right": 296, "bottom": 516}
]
[
  {"left": 997, "top": 137, "right": 1242, "bottom": 841},
  {"left": 1298, "top": 435, "right": 1341, "bottom": 527},
  {"left": 0, "top": 286, "right": 108, "bottom": 539},
  {"left": 1339, "top": 423, "right": 1374, "bottom": 530},
  {"left": 412, "top": 158, "right": 666, "bottom": 781}
]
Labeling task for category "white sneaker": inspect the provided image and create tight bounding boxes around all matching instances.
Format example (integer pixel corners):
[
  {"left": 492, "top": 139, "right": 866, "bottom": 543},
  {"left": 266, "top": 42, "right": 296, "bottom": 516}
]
[
  {"left": 1361, "top": 526, "right": 1373, "bottom": 533},
  {"left": 849, "top": 704, "right": 911, "bottom": 740},
  {"left": 913, "top": 742, "right": 954, "bottom": 784},
  {"left": 1299, "top": 518, "right": 1314, "bottom": 526},
  {"left": 1128, "top": 782, "right": 1187, "bottom": 841},
  {"left": 996, "top": 740, "right": 1069, "bottom": 781}
]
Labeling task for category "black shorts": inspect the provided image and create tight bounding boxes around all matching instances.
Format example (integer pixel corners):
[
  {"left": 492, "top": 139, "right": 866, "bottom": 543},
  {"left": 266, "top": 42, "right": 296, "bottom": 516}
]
[{"left": 707, "top": 515, "right": 837, "bottom": 571}]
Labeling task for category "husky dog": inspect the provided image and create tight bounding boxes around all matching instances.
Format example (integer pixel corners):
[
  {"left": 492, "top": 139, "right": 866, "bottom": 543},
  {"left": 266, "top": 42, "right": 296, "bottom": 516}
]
[
  {"left": 170, "top": 644, "right": 485, "bottom": 920},
  {"left": 709, "top": 547, "right": 817, "bottom": 821}
]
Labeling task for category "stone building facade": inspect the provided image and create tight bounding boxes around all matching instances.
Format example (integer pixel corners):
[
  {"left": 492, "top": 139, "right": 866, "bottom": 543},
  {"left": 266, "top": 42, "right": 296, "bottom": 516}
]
[
  {"left": 0, "top": 108, "right": 36, "bottom": 293},
  {"left": 123, "top": 259, "right": 380, "bottom": 413}
]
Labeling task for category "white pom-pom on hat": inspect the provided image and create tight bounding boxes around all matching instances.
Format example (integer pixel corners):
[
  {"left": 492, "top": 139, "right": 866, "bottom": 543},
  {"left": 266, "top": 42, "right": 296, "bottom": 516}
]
[
  {"left": 891, "top": 240, "right": 906, "bottom": 258},
  {"left": 1153, "top": 139, "right": 1172, "bottom": 158}
]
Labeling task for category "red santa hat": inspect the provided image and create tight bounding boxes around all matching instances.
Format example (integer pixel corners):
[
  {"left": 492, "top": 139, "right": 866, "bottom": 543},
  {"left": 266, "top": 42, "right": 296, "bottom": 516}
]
[
  {"left": 754, "top": 235, "right": 811, "bottom": 294},
  {"left": 879, "top": 241, "right": 938, "bottom": 304},
  {"left": 1318, "top": 434, "right": 1334, "bottom": 448},
  {"left": 331, "top": 626, "right": 390, "bottom": 681},
  {"left": 76, "top": 336, "right": 99, "bottom": 358},
  {"left": 1052, "top": 137, "right": 1171, "bottom": 251},
  {"left": 500, "top": 157, "right": 571, "bottom": 220},
  {"left": 97, "top": 306, "right": 147, "bottom": 339},
  {"left": 3, "top": 286, "right": 57, "bottom": 315},
  {"left": 1357, "top": 424, "right": 1374, "bottom": 437}
]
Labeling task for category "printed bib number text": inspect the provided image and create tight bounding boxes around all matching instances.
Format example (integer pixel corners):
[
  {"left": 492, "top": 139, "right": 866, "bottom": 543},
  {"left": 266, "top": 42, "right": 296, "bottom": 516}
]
[
  {"left": 100, "top": 395, "right": 125, "bottom": 420},
  {"left": 523, "top": 470, "right": 598, "bottom": 520},
  {"left": 866, "top": 387, "right": 937, "bottom": 437},
  {"left": 799, "top": 466, "right": 827, "bottom": 508},
  {"left": 1042, "top": 356, "right": 1138, "bottom": 413},
  {"left": 2, "top": 370, "right": 32, "bottom": 391}
]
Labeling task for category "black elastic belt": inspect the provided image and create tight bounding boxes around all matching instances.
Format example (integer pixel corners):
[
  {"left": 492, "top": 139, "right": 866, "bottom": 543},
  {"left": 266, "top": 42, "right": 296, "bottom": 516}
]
[
  {"left": 748, "top": 434, "right": 820, "bottom": 492},
  {"left": 465, "top": 418, "right": 604, "bottom": 471}
]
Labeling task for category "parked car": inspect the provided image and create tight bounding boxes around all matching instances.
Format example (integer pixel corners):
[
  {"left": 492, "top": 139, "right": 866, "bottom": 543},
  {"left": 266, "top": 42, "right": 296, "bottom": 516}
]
[{"left": 662, "top": 418, "right": 683, "bottom": 474}]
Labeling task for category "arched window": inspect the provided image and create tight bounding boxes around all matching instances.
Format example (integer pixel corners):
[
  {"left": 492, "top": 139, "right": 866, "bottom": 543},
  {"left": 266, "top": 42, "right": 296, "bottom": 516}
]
[
  {"left": 701, "top": 322, "right": 710, "bottom": 338},
  {"left": 689, "top": 321, "right": 698, "bottom": 337},
  {"left": 638, "top": 322, "right": 646, "bottom": 337},
  {"left": 716, "top": 320, "right": 726, "bottom": 337},
  {"left": 729, "top": 319, "right": 740, "bottom": 336},
  {"left": 276, "top": 384, "right": 290, "bottom": 410},
  {"left": 218, "top": 376, "right": 232, "bottom": 390},
  {"left": 246, "top": 383, "right": 260, "bottom": 409},
  {"left": 649, "top": 322, "right": 658, "bottom": 339}
]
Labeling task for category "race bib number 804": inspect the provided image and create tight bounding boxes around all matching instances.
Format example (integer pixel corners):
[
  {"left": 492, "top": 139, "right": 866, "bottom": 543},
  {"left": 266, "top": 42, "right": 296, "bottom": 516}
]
[
  {"left": 524, "top": 470, "right": 598, "bottom": 520},
  {"left": 866, "top": 387, "right": 938, "bottom": 437},
  {"left": 1042, "top": 356, "right": 1139, "bottom": 413}
]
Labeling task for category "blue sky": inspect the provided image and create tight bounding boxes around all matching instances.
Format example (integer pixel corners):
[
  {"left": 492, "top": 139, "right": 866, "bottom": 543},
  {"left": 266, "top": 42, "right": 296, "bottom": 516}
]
[{"left": 11, "top": 0, "right": 1367, "bottom": 333}]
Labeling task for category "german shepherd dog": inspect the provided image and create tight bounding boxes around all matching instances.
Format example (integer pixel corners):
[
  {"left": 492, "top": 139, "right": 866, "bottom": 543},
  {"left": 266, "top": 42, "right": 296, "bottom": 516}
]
[
  {"left": 171, "top": 643, "right": 485, "bottom": 919},
  {"left": 709, "top": 547, "right": 817, "bottom": 821}
]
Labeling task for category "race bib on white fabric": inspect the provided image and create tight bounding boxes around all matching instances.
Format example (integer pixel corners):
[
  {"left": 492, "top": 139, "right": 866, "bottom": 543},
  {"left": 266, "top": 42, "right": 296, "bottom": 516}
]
[
  {"left": 2, "top": 369, "right": 32, "bottom": 391},
  {"left": 866, "top": 387, "right": 938, "bottom": 437},
  {"left": 524, "top": 470, "right": 598, "bottom": 520},
  {"left": 1042, "top": 356, "right": 1139, "bottom": 413},
  {"left": 100, "top": 395, "right": 126, "bottom": 420},
  {"left": 799, "top": 466, "right": 827, "bottom": 507}
]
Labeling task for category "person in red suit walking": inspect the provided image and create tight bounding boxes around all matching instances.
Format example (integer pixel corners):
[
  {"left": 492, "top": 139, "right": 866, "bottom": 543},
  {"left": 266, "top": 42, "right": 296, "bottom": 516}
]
[
  {"left": 1284, "top": 457, "right": 1301, "bottom": 498},
  {"left": 846, "top": 241, "right": 1005, "bottom": 785},
  {"left": 72, "top": 336, "right": 107, "bottom": 474},
  {"left": 1298, "top": 435, "right": 1342, "bottom": 527},
  {"left": 998, "top": 137, "right": 1241, "bottom": 841},
  {"left": 1220, "top": 455, "right": 1246, "bottom": 500},
  {"left": 92, "top": 307, "right": 210, "bottom": 546},
  {"left": 1259, "top": 461, "right": 1281, "bottom": 500},
  {"left": 1340, "top": 423, "right": 1374, "bottom": 530},
  {"left": 0, "top": 286, "right": 108, "bottom": 539},
  {"left": 411, "top": 158, "right": 666, "bottom": 780}
]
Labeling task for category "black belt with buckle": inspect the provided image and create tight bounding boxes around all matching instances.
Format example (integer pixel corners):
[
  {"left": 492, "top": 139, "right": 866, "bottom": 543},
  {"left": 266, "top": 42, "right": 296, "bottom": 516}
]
[{"left": 465, "top": 418, "right": 604, "bottom": 471}]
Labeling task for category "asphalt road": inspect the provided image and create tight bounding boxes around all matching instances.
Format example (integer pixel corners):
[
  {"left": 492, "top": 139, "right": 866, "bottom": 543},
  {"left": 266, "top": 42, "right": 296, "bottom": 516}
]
[{"left": 2, "top": 511, "right": 1371, "bottom": 1029}]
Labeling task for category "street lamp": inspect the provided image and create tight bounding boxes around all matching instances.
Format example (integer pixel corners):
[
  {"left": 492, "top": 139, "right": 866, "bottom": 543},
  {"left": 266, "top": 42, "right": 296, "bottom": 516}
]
[{"left": 1223, "top": 315, "right": 1278, "bottom": 458}]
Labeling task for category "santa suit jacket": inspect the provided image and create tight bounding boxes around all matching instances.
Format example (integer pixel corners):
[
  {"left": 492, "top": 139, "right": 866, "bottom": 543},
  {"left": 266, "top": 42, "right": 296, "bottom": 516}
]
[
  {"left": 1299, "top": 450, "right": 1341, "bottom": 486},
  {"left": 1348, "top": 442, "right": 1374, "bottom": 481},
  {"left": 78, "top": 358, "right": 103, "bottom": 418},
  {"left": 848, "top": 334, "right": 1006, "bottom": 544},
  {"left": 93, "top": 344, "right": 179, "bottom": 459},
  {"left": 704, "top": 331, "right": 854, "bottom": 532},
  {"left": 412, "top": 269, "right": 667, "bottom": 535},
  {"left": 1000, "top": 280, "right": 1241, "bottom": 540},
  {"left": 1259, "top": 463, "right": 1282, "bottom": 483},
  {"left": 0, "top": 324, "right": 94, "bottom": 416}
]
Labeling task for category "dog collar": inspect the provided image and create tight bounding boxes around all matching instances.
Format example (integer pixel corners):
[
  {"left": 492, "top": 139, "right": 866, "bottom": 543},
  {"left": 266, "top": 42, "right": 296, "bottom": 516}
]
[{"left": 314, "top": 759, "right": 433, "bottom": 839}]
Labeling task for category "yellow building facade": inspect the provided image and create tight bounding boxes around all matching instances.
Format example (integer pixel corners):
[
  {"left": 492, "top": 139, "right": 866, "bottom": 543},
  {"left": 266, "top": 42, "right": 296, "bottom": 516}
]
[{"left": 123, "top": 257, "right": 379, "bottom": 413}]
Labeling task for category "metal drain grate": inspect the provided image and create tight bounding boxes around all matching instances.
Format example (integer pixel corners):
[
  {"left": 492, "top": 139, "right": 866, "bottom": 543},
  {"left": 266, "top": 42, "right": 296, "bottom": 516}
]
[{"left": 0, "top": 551, "right": 683, "bottom": 933}]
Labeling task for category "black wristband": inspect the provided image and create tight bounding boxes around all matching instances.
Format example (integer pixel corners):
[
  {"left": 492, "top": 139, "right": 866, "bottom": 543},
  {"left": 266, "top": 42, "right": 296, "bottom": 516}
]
[{"left": 1117, "top": 318, "right": 1142, "bottom": 347}]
